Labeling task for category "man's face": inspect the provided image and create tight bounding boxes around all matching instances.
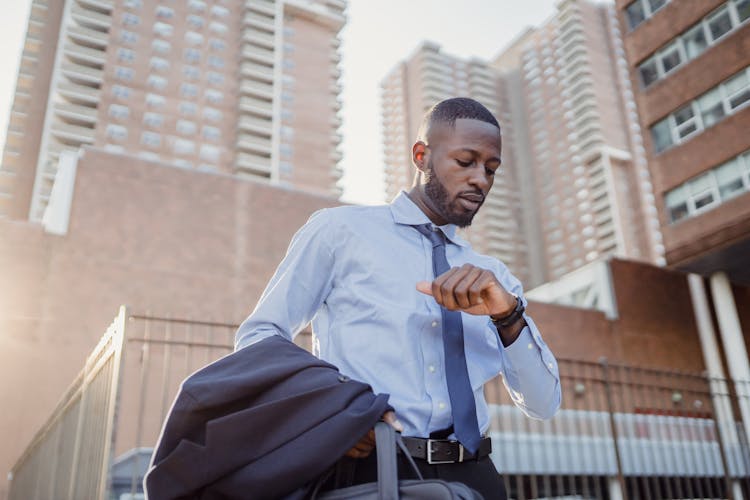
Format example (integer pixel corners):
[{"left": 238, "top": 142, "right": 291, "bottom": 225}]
[{"left": 420, "top": 119, "right": 502, "bottom": 227}]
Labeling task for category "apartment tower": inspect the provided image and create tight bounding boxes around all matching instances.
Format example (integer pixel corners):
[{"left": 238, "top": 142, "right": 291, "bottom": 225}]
[
  {"left": 493, "top": 0, "right": 663, "bottom": 285},
  {"left": 0, "top": 0, "right": 346, "bottom": 222},
  {"left": 381, "top": 42, "right": 530, "bottom": 284}
]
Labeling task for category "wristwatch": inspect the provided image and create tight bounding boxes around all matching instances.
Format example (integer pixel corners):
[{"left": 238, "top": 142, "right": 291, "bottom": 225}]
[{"left": 490, "top": 294, "right": 525, "bottom": 329}]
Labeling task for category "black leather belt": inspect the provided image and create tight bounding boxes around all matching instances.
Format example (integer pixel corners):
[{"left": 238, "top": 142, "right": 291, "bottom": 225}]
[{"left": 400, "top": 436, "right": 492, "bottom": 464}]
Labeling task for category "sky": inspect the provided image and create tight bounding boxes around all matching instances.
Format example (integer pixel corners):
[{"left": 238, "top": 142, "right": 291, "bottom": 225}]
[{"left": 0, "top": 0, "right": 560, "bottom": 205}]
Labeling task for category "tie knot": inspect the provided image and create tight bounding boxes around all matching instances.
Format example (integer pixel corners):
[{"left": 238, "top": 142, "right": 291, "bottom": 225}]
[{"left": 414, "top": 223, "right": 445, "bottom": 248}]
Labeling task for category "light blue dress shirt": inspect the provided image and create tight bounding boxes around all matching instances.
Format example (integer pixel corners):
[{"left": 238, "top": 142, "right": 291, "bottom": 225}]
[{"left": 235, "top": 192, "right": 561, "bottom": 438}]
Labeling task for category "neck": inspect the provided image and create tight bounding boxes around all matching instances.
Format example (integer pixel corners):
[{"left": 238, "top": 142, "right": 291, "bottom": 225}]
[{"left": 406, "top": 187, "right": 447, "bottom": 226}]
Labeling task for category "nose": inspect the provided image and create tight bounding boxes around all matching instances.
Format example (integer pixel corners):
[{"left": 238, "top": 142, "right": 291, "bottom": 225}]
[{"left": 467, "top": 165, "right": 491, "bottom": 193}]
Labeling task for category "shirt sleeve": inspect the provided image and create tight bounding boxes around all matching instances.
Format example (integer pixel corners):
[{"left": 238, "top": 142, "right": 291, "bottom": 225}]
[
  {"left": 493, "top": 263, "right": 562, "bottom": 419},
  {"left": 234, "top": 209, "right": 336, "bottom": 350}
]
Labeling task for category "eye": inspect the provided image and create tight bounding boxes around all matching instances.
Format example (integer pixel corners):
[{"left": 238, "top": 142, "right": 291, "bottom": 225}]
[
  {"left": 456, "top": 159, "right": 473, "bottom": 167},
  {"left": 485, "top": 167, "right": 497, "bottom": 176}
]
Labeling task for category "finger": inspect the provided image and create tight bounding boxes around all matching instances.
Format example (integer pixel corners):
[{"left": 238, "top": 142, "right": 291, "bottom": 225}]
[
  {"left": 438, "top": 267, "right": 469, "bottom": 310},
  {"left": 453, "top": 265, "right": 484, "bottom": 309},
  {"left": 432, "top": 267, "right": 461, "bottom": 308},
  {"left": 345, "top": 447, "right": 372, "bottom": 459},
  {"left": 416, "top": 281, "right": 433, "bottom": 296},
  {"left": 382, "top": 411, "right": 404, "bottom": 432},
  {"left": 467, "top": 270, "right": 498, "bottom": 306}
]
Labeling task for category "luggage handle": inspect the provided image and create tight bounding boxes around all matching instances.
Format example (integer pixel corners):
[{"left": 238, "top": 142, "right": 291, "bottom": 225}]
[{"left": 374, "top": 421, "right": 424, "bottom": 500}]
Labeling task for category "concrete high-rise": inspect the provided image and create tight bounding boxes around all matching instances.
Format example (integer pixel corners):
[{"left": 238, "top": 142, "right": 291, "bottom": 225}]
[
  {"left": 492, "top": 0, "right": 663, "bottom": 285},
  {"left": 381, "top": 42, "right": 530, "bottom": 284},
  {"left": 0, "top": 0, "right": 346, "bottom": 222}
]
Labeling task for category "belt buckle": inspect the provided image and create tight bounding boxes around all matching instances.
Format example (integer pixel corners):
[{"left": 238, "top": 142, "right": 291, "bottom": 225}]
[{"left": 427, "top": 439, "right": 463, "bottom": 464}]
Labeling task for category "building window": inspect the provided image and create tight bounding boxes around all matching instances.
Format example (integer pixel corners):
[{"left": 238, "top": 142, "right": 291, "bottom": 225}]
[
  {"left": 146, "top": 94, "right": 166, "bottom": 109},
  {"left": 200, "top": 144, "right": 220, "bottom": 162},
  {"left": 184, "top": 48, "right": 201, "bottom": 63},
  {"left": 143, "top": 112, "right": 164, "bottom": 128},
  {"left": 176, "top": 119, "right": 197, "bottom": 135},
  {"left": 141, "top": 131, "right": 161, "bottom": 148},
  {"left": 203, "top": 107, "right": 222, "bottom": 122},
  {"left": 183, "top": 66, "right": 201, "bottom": 81},
  {"left": 150, "top": 57, "right": 170, "bottom": 72},
  {"left": 147, "top": 74, "right": 168, "bottom": 91},
  {"left": 637, "top": 0, "right": 750, "bottom": 88},
  {"left": 189, "top": 0, "right": 207, "bottom": 13},
  {"left": 209, "top": 21, "right": 228, "bottom": 35},
  {"left": 124, "top": 0, "right": 142, "bottom": 9},
  {"left": 205, "top": 89, "right": 223, "bottom": 104},
  {"left": 119, "top": 30, "right": 138, "bottom": 45},
  {"left": 650, "top": 66, "right": 750, "bottom": 153},
  {"left": 187, "top": 15, "right": 204, "bottom": 29},
  {"left": 122, "top": 13, "right": 140, "bottom": 26},
  {"left": 174, "top": 138, "right": 196, "bottom": 155},
  {"left": 179, "top": 102, "right": 198, "bottom": 116},
  {"left": 117, "top": 48, "right": 136, "bottom": 63},
  {"left": 154, "top": 22, "right": 173, "bottom": 37},
  {"left": 108, "top": 104, "right": 129, "bottom": 120},
  {"left": 111, "top": 85, "right": 131, "bottom": 100},
  {"left": 665, "top": 149, "right": 750, "bottom": 222},
  {"left": 152, "top": 39, "right": 171, "bottom": 54},
  {"left": 114, "top": 66, "right": 134, "bottom": 81},
  {"left": 625, "top": 0, "right": 669, "bottom": 31},
  {"left": 209, "top": 38, "right": 226, "bottom": 52},
  {"left": 156, "top": 5, "right": 174, "bottom": 19},
  {"left": 207, "top": 55, "right": 224, "bottom": 68},
  {"left": 202, "top": 125, "right": 220, "bottom": 141},
  {"left": 207, "top": 72, "right": 224, "bottom": 86},
  {"left": 185, "top": 31, "right": 204, "bottom": 46},
  {"left": 106, "top": 124, "right": 128, "bottom": 141},
  {"left": 211, "top": 5, "right": 229, "bottom": 18},
  {"left": 180, "top": 83, "right": 199, "bottom": 98}
]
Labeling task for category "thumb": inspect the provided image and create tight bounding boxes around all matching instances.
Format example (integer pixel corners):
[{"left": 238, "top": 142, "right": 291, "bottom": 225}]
[
  {"left": 382, "top": 411, "right": 404, "bottom": 432},
  {"left": 416, "top": 281, "right": 433, "bottom": 295}
]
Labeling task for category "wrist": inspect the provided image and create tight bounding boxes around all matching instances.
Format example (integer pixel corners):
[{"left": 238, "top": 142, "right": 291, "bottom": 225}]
[{"left": 490, "top": 294, "right": 525, "bottom": 328}]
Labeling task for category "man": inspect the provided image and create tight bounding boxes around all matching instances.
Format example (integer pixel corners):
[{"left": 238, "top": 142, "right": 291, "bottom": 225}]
[{"left": 235, "top": 98, "right": 560, "bottom": 499}]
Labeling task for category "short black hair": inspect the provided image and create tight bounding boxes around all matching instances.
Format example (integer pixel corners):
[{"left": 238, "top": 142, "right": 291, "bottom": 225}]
[{"left": 418, "top": 97, "right": 500, "bottom": 142}]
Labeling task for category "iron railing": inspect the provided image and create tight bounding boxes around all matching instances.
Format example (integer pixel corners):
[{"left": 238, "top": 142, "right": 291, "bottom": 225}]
[{"left": 8, "top": 309, "right": 750, "bottom": 499}]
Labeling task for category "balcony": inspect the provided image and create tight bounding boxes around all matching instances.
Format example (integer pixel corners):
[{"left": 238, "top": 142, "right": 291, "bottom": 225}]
[
  {"left": 63, "top": 42, "right": 106, "bottom": 66},
  {"left": 236, "top": 152, "right": 272, "bottom": 175},
  {"left": 243, "top": 29, "right": 275, "bottom": 49},
  {"left": 241, "top": 46, "right": 275, "bottom": 66},
  {"left": 240, "top": 80, "right": 274, "bottom": 100},
  {"left": 67, "top": 24, "right": 108, "bottom": 49},
  {"left": 77, "top": 0, "right": 115, "bottom": 13},
  {"left": 53, "top": 102, "right": 98, "bottom": 125},
  {"left": 236, "top": 133, "right": 272, "bottom": 155},
  {"left": 284, "top": 0, "right": 346, "bottom": 30},
  {"left": 57, "top": 81, "right": 101, "bottom": 105},
  {"left": 70, "top": 3, "right": 111, "bottom": 30},
  {"left": 50, "top": 121, "right": 95, "bottom": 145},
  {"left": 238, "top": 115, "right": 272, "bottom": 134},
  {"left": 240, "top": 62, "right": 274, "bottom": 82},
  {"left": 60, "top": 60, "right": 104, "bottom": 85},
  {"left": 239, "top": 96, "right": 273, "bottom": 116},
  {"left": 244, "top": 12, "right": 275, "bottom": 31},
  {"left": 246, "top": 0, "right": 276, "bottom": 17}
]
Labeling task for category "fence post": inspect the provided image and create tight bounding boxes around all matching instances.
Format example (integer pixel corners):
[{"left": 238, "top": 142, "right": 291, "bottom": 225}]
[
  {"left": 600, "top": 357, "right": 627, "bottom": 498},
  {"left": 99, "top": 305, "right": 128, "bottom": 500}
]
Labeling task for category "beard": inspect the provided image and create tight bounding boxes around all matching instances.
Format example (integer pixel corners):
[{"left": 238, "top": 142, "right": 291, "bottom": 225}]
[{"left": 424, "top": 159, "right": 483, "bottom": 228}]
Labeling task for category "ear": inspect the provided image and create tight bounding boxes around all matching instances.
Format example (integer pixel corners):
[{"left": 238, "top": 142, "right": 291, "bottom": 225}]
[{"left": 412, "top": 141, "right": 428, "bottom": 172}]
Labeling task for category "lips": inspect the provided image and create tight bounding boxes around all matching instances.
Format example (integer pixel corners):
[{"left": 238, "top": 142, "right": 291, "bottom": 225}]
[{"left": 457, "top": 193, "right": 484, "bottom": 211}]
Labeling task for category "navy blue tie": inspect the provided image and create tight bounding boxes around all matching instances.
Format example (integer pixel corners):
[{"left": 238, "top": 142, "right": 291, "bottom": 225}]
[{"left": 414, "top": 224, "right": 482, "bottom": 454}]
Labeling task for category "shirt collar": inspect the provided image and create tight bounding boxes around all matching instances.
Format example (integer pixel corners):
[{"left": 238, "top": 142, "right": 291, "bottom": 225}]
[{"left": 389, "top": 191, "right": 469, "bottom": 247}]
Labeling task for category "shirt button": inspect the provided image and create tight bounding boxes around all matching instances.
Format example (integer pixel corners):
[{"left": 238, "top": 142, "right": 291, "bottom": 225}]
[
  {"left": 528, "top": 343, "right": 534, "bottom": 350},
  {"left": 431, "top": 321, "right": 438, "bottom": 328},
  {"left": 438, "top": 402, "right": 446, "bottom": 409},
  {"left": 428, "top": 365, "right": 436, "bottom": 373},
  {"left": 548, "top": 362, "right": 554, "bottom": 369}
]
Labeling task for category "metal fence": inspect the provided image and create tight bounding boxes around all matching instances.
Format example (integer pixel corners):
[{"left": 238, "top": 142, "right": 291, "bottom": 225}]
[{"left": 8, "top": 308, "right": 750, "bottom": 499}]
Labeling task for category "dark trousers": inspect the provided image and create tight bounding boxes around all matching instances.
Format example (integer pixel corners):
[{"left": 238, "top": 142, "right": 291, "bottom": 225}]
[{"left": 328, "top": 451, "right": 508, "bottom": 500}]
